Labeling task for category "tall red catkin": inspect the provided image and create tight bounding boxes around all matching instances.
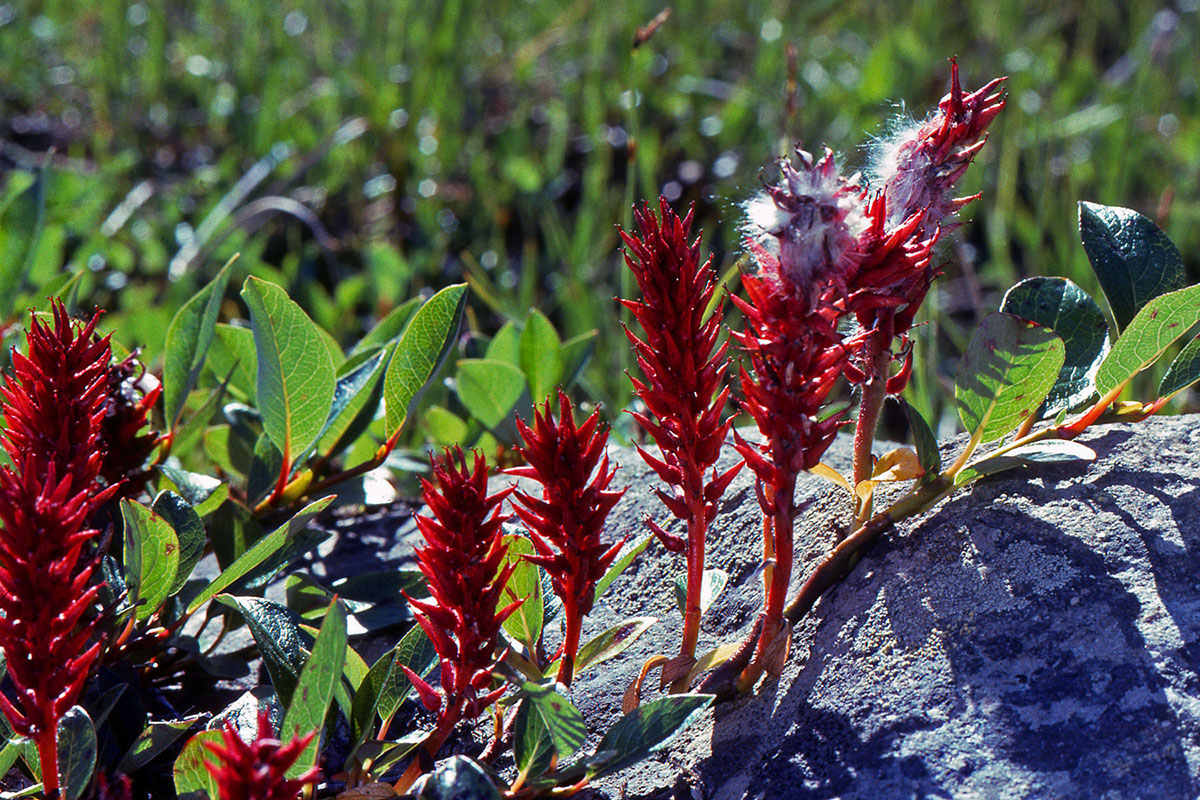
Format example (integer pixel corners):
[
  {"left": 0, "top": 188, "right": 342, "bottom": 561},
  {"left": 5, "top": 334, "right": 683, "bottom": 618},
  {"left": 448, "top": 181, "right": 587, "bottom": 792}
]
[
  {"left": 394, "top": 447, "right": 520, "bottom": 792},
  {"left": 0, "top": 302, "right": 118, "bottom": 798},
  {"left": 619, "top": 199, "right": 742, "bottom": 672},
  {"left": 847, "top": 63, "right": 1006, "bottom": 515},
  {"left": 731, "top": 147, "right": 865, "bottom": 689},
  {"left": 202, "top": 710, "right": 319, "bottom": 800},
  {"left": 508, "top": 390, "right": 626, "bottom": 687}
]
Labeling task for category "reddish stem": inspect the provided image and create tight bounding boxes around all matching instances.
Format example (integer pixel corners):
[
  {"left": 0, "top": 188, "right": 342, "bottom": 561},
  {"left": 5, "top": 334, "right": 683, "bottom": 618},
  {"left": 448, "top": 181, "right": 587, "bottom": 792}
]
[
  {"left": 557, "top": 598, "right": 582, "bottom": 687},
  {"left": 36, "top": 727, "right": 60, "bottom": 799}
]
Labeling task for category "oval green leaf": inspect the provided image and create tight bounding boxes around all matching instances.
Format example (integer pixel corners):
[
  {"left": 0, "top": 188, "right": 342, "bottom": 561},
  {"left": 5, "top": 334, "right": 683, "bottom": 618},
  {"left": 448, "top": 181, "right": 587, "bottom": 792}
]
[
  {"left": 513, "top": 699, "right": 555, "bottom": 780},
  {"left": 58, "top": 706, "right": 96, "bottom": 800},
  {"left": 955, "top": 313, "right": 1065, "bottom": 444},
  {"left": 1159, "top": 334, "right": 1200, "bottom": 399},
  {"left": 1096, "top": 284, "right": 1200, "bottom": 396},
  {"left": 586, "top": 694, "right": 714, "bottom": 780},
  {"left": 173, "top": 730, "right": 223, "bottom": 800},
  {"left": 519, "top": 309, "right": 563, "bottom": 403},
  {"left": 152, "top": 491, "right": 206, "bottom": 597},
  {"left": 376, "top": 623, "right": 439, "bottom": 726},
  {"left": 457, "top": 358, "right": 527, "bottom": 430},
  {"left": 485, "top": 320, "right": 521, "bottom": 365},
  {"left": 1078, "top": 201, "right": 1185, "bottom": 332},
  {"left": 121, "top": 500, "right": 180, "bottom": 622},
  {"left": 241, "top": 276, "right": 337, "bottom": 465},
  {"left": 383, "top": 284, "right": 467, "bottom": 445},
  {"left": 1000, "top": 276, "right": 1111, "bottom": 415},
  {"left": 521, "top": 682, "right": 586, "bottom": 759}
]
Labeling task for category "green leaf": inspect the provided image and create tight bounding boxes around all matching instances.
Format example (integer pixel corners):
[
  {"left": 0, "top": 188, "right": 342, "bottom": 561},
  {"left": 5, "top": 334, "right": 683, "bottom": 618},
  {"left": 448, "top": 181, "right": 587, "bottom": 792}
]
[
  {"left": 1159, "top": 334, "right": 1200, "bottom": 399},
  {"left": 171, "top": 371, "right": 234, "bottom": 460},
  {"left": 485, "top": 320, "right": 521, "bottom": 365},
  {"left": 348, "top": 647, "right": 400, "bottom": 755},
  {"left": 457, "top": 358, "right": 527, "bottom": 429},
  {"left": 521, "top": 682, "right": 586, "bottom": 759},
  {"left": 164, "top": 258, "right": 235, "bottom": 429},
  {"left": 152, "top": 492, "right": 206, "bottom": 597},
  {"left": 215, "top": 595, "right": 309, "bottom": 706},
  {"left": 246, "top": 433, "right": 284, "bottom": 504},
  {"left": 314, "top": 347, "right": 387, "bottom": 456},
  {"left": 241, "top": 276, "right": 337, "bottom": 465},
  {"left": 121, "top": 500, "right": 180, "bottom": 621},
  {"left": 282, "top": 598, "right": 348, "bottom": 777},
  {"left": 57, "top": 706, "right": 96, "bottom": 800},
  {"left": 157, "top": 466, "right": 229, "bottom": 517},
  {"left": 901, "top": 399, "right": 941, "bottom": 475},
  {"left": 593, "top": 533, "right": 652, "bottom": 603},
  {"left": 351, "top": 731, "right": 428, "bottom": 776},
  {"left": 575, "top": 617, "right": 656, "bottom": 675},
  {"left": 376, "top": 624, "right": 438, "bottom": 726},
  {"left": 416, "top": 755, "right": 502, "bottom": 800},
  {"left": 513, "top": 699, "right": 555, "bottom": 780},
  {"left": 955, "top": 313, "right": 1065, "bottom": 444},
  {"left": 1096, "top": 284, "right": 1200, "bottom": 396},
  {"left": 187, "top": 496, "right": 333, "bottom": 615},
  {"left": 208, "top": 324, "right": 258, "bottom": 401},
  {"left": 383, "top": 284, "right": 467, "bottom": 445},
  {"left": 519, "top": 309, "right": 563, "bottom": 403},
  {"left": 586, "top": 694, "right": 713, "bottom": 779},
  {"left": 1079, "top": 201, "right": 1185, "bottom": 332},
  {"left": 173, "top": 730, "right": 223, "bottom": 800},
  {"left": 423, "top": 405, "right": 469, "bottom": 446},
  {"left": 499, "top": 534, "right": 543, "bottom": 649},
  {"left": 956, "top": 440, "right": 1097, "bottom": 487},
  {"left": 1000, "top": 277, "right": 1111, "bottom": 415},
  {"left": 672, "top": 569, "right": 727, "bottom": 618},
  {"left": 351, "top": 295, "right": 422, "bottom": 356},
  {"left": 117, "top": 716, "right": 204, "bottom": 773}
]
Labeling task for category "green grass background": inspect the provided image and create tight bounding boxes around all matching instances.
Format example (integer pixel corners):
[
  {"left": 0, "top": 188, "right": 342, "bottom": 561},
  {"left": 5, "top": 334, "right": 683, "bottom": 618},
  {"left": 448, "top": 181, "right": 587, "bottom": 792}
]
[{"left": 2, "top": 0, "right": 1198, "bottom": 438}]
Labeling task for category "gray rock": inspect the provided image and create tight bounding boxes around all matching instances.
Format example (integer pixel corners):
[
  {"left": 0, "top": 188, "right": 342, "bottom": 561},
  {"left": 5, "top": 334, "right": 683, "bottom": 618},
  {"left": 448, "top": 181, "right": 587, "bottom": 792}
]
[{"left": 563, "top": 414, "right": 1200, "bottom": 800}]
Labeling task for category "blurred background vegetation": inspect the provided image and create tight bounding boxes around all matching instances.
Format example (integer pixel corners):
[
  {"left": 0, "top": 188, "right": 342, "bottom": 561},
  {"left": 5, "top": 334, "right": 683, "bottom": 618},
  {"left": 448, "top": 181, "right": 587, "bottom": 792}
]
[{"left": 1, "top": 0, "right": 1197, "bottom": 454}]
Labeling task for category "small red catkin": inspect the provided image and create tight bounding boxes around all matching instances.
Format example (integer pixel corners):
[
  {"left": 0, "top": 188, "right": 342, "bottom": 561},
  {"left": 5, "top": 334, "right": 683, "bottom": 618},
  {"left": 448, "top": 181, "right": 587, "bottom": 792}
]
[
  {"left": 394, "top": 447, "right": 520, "bottom": 792},
  {"left": 508, "top": 390, "right": 626, "bottom": 687},
  {"left": 619, "top": 198, "right": 742, "bottom": 666},
  {"left": 0, "top": 301, "right": 120, "bottom": 798},
  {"left": 202, "top": 710, "right": 319, "bottom": 800}
]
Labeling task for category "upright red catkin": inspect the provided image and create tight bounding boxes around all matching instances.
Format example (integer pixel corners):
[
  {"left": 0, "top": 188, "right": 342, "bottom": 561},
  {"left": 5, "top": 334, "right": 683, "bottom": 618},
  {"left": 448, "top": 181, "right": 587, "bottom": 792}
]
[
  {"left": 619, "top": 199, "right": 742, "bottom": 671},
  {"left": 0, "top": 302, "right": 119, "bottom": 798},
  {"left": 847, "top": 62, "right": 1006, "bottom": 515},
  {"left": 394, "top": 447, "right": 520, "bottom": 792},
  {"left": 508, "top": 390, "right": 626, "bottom": 686},
  {"left": 731, "top": 147, "right": 864, "bottom": 688},
  {"left": 202, "top": 710, "right": 319, "bottom": 800}
]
